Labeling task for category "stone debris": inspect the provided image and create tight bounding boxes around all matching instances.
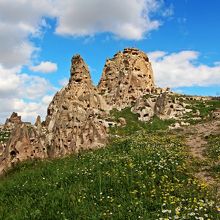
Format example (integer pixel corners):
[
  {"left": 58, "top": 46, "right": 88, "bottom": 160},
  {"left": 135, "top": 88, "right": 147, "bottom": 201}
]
[
  {"left": 213, "top": 109, "right": 220, "bottom": 119},
  {"left": 169, "top": 122, "right": 181, "bottom": 130},
  {"left": 118, "top": 117, "right": 127, "bottom": 127},
  {"left": 131, "top": 92, "right": 188, "bottom": 122}
]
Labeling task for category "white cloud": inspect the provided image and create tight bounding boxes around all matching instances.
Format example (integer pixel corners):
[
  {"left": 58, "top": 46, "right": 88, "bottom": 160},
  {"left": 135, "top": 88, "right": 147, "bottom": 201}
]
[
  {"left": 54, "top": 0, "right": 165, "bottom": 40},
  {"left": 0, "top": 0, "right": 54, "bottom": 68},
  {"left": 42, "top": 95, "right": 53, "bottom": 105},
  {"left": 0, "top": 1, "right": 57, "bottom": 122},
  {"left": 0, "top": 0, "right": 169, "bottom": 68},
  {"left": 0, "top": 65, "right": 55, "bottom": 123},
  {"left": 0, "top": 0, "right": 169, "bottom": 69},
  {"left": 0, "top": 98, "right": 46, "bottom": 123},
  {"left": 0, "top": 0, "right": 168, "bottom": 67},
  {"left": 148, "top": 50, "right": 220, "bottom": 88},
  {"left": 30, "top": 61, "right": 58, "bottom": 73}
]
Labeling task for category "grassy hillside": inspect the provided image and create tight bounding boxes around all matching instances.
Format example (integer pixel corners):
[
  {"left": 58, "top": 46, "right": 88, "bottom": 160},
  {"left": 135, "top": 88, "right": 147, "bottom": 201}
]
[
  {"left": 0, "top": 132, "right": 219, "bottom": 219},
  {"left": 110, "top": 107, "right": 175, "bottom": 136},
  {"left": 0, "top": 105, "right": 220, "bottom": 219}
]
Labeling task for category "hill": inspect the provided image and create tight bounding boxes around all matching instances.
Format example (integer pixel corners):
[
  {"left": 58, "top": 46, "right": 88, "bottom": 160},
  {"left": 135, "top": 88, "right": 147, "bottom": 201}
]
[{"left": 0, "top": 48, "right": 220, "bottom": 219}]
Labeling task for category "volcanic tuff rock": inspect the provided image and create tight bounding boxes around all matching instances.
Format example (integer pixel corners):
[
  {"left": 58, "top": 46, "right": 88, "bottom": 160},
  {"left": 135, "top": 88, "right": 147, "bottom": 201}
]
[
  {"left": 45, "top": 55, "right": 109, "bottom": 156},
  {"left": 0, "top": 55, "right": 109, "bottom": 174},
  {"left": 0, "top": 123, "right": 47, "bottom": 174},
  {"left": 132, "top": 92, "right": 189, "bottom": 122},
  {"left": 98, "top": 48, "right": 155, "bottom": 109},
  {"left": 4, "top": 112, "right": 22, "bottom": 130}
]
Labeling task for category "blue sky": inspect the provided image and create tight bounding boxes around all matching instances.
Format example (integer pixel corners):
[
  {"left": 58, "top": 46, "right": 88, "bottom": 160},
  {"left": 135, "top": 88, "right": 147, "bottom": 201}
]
[{"left": 0, "top": 0, "right": 220, "bottom": 122}]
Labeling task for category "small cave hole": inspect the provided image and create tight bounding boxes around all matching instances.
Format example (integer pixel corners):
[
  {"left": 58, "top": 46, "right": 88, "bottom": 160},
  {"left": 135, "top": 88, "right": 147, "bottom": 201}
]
[
  {"left": 75, "top": 79, "right": 82, "bottom": 83},
  {"left": 10, "top": 150, "right": 17, "bottom": 157}
]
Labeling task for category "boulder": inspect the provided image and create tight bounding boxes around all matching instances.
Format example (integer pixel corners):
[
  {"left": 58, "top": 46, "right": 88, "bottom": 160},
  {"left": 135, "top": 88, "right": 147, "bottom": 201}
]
[{"left": 118, "top": 117, "right": 126, "bottom": 126}]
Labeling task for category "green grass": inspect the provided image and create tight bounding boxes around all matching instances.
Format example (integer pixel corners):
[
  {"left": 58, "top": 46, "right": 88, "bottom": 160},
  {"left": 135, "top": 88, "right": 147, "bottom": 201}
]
[
  {"left": 0, "top": 131, "right": 10, "bottom": 143},
  {"left": 203, "top": 135, "right": 220, "bottom": 178},
  {"left": 0, "top": 133, "right": 219, "bottom": 219},
  {"left": 205, "top": 135, "right": 220, "bottom": 161},
  {"left": 0, "top": 103, "right": 220, "bottom": 219},
  {"left": 110, "top": 107, "right": 175, "bottom": 136}
]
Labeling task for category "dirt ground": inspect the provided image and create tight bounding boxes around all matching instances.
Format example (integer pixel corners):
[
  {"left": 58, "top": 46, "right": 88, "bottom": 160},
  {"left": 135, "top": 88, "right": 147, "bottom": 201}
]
[{"left": 184, "top": 110, "right": 220, "bottom": 191}]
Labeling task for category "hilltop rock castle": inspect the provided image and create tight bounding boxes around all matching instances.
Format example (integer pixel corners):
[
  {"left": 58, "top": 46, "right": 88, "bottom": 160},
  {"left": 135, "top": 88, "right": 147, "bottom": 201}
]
[{"left": 0, "top": 48, "right": 190, "bottom": 174}]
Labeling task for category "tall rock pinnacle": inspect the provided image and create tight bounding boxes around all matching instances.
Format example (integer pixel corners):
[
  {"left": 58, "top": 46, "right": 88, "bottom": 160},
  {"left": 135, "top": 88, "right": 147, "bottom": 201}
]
[
  {"left": 45, "top": 54, "right": 108, "bottom": 156},
  {"left": 98, "top": 48, "right": 155, "bottom": 108},
  {"left": 69, "top": 54, "right": 92, "bottom": 85}
]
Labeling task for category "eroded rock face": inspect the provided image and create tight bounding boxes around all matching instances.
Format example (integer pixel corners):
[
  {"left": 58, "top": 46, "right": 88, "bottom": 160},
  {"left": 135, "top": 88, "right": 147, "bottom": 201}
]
[
  {"left": 45, "top": 55, "right": 109, "bottom": 157},
  {"left": 0, "top": 123, "right": 47, "bottom": 174},
  {"left": 132, "top": 92, "right": 189, "bottom": 121},
  {"left": 98, "top": 48, "right": 155, "bottom": 109},
  {"left": 4, "top": 112, "right": 22, "bottom": 130}
]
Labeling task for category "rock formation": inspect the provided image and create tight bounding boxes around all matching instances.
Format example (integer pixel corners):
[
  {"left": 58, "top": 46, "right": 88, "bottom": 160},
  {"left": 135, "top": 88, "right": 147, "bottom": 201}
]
[
  {"left": 0, "top": 48, "right": 199, "bottom": 175},
  {"left": 4, "top": 112, "right": 22, "bottom": 130},
  {"left": 0, "top": 55, "right": 110, "bottom": 174},
  {"left": 0, "top": 123, "right": 47, "bottom": 174},
  {"left": 44, "top": 55, "right": 109, "bottom": 157},
  {"left": 132, "top": 92, "right": 191, "bottom": 122},
  {"left": 35, "top": 115, "right": 41, "bottom": 127},
  {"left": 98, "top": 48, "right": 155, "bottom": 109}
]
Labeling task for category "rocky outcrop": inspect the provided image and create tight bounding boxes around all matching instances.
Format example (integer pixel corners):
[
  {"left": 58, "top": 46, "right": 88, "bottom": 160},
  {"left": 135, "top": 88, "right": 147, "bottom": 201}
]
[
  {"left": 132, "top": 92, "right": 190, "bottom": 121},
  {"left": 35, "top": 115, "right": 41, "bottom": 127},
  {"left": 4, "top": 112, "right": 22, "bottom": 130},
  {"left": 0, "top": 143, "right": 3, "bottom": 156},
  {"left": 0, "top": 54, "right": 110, "bottom": 174},
  {"left": 44, "top": 55, "right": 109, "bottom": 157},
  {"left": 0, "top": 123, "right": 47, "bottom": 174},
  {"left": 98, "top": 48, "right": 155, "bottom": 109}
]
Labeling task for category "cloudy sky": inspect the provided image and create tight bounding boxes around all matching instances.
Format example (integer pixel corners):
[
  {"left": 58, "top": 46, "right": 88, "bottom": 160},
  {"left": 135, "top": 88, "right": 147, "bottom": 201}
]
[{"left": 0, "top": 0, "right": 220, "bottom": 123}]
